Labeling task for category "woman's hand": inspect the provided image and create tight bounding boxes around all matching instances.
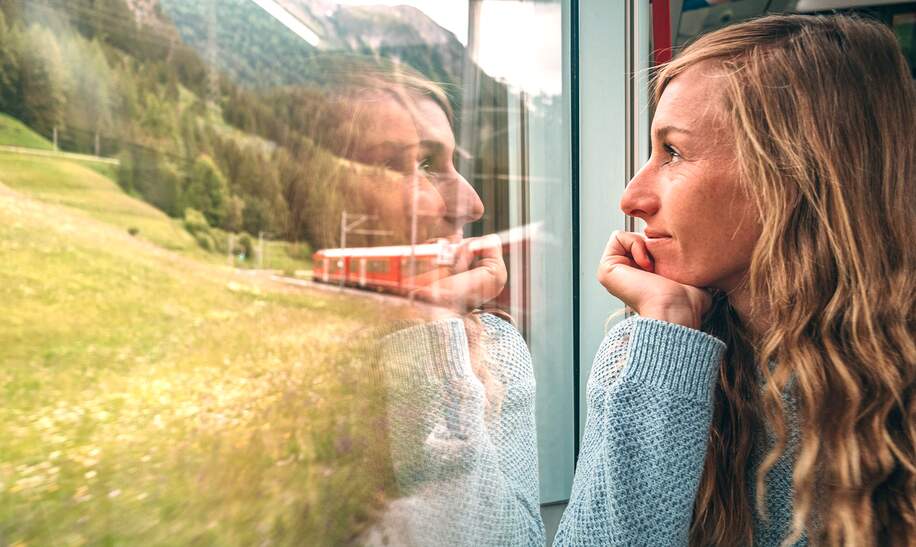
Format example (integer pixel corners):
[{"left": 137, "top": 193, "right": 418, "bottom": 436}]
[
  {"left": 410, "top": 234, "right": 507, "bottom": 314},
  {"left": 596, "top": 231, "right": 712, "bottom": 330}
]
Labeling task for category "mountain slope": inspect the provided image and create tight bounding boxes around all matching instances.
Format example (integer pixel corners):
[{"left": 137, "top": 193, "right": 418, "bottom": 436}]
[{"left": 155, "top": 0, "right": 465, "bottom": 88}]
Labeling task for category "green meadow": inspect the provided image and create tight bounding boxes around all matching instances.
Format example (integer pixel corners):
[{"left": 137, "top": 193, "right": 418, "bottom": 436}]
[
  {"left": 0, "top": 152, "right": 397, "bottom": 545},
  {"left": 0, "top": 113, "right": 56, "bottom": 151}
]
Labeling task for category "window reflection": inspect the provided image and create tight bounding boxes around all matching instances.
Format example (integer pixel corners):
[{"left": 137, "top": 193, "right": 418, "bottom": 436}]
[{"left": 0, "top": 0, "right": 569, "bottom": 544}]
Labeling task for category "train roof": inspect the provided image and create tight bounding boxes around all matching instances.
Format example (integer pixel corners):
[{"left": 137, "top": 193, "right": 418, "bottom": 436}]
[
  {"left": 313, "top": 222, "right": 547, "bottom": 259},
  {"left": 316, "top": 243, "right": 443, "bottom": 258}
]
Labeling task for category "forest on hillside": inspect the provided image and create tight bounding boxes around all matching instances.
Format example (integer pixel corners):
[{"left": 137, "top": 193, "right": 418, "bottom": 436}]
[{"left": 0, "top": 0, "right": 474, "bottom": 250}]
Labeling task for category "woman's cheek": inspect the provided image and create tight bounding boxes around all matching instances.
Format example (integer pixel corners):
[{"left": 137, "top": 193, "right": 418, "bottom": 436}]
[{"left": 654, "top": 242, "right": 706, "bottom": 287}]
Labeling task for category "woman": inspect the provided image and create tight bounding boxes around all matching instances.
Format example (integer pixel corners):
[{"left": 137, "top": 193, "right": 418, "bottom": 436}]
[
  {"left": 576, "top": 13, "right": 914, "bottom": 546},
  {"left": 371, "top": 12, "right": 913, "bottom": 547}
]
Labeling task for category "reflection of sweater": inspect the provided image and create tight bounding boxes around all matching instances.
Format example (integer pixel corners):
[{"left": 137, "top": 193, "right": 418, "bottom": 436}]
[
  {"left": 377, "top": 314, "right": 805, "bottom": 547},
  {"left": 378, "top": 313, "right": 544, "bottom": 546}
]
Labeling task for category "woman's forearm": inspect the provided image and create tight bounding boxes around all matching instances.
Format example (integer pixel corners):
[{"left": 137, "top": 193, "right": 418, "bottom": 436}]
[{"left": 555, "top": 317, "right": 725, "bottom": 546}]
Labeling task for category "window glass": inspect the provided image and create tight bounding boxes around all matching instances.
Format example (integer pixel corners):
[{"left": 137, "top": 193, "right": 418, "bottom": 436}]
[{"left": 0, "top": 0, "right": 571, "bottom": 543}]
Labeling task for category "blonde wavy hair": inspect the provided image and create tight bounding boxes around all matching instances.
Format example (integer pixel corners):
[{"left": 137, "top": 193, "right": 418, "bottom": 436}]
[{"left": 653, "top": 14, "right": 915, "bottom": 546}]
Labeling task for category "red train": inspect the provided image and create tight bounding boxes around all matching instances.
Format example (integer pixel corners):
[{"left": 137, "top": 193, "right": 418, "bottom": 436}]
[
  {"left": 312, "top": 226, "right": 533, "bottom": 326},
  {"left": 312, "top": 241, "right": 456, "bottom": 296}
]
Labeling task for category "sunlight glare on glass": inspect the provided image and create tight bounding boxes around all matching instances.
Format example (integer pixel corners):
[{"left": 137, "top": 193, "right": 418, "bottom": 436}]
[
  {"left": 475, "top": 1, "right": 562, "bottom": 96},
  {"left": 250, "top": 0, "right": 322, "bottom": 46},
  {"left": 333, "top": 0, "right": 470, "bottom": 45}
]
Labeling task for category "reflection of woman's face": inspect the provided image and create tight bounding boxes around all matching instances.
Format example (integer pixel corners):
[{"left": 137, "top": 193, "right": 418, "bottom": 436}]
[
  {"left": 345, "top": 92, "right": 483, "bottom": 245},
  {"left": 412, "top": 97, "right": 485, "bottom": 242},
  {"left": 619, "top": 63, "right": 761, "bottom": 292}
]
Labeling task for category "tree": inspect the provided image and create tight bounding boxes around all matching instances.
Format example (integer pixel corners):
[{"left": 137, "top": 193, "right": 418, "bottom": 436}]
[
  {"left": 0, "top": 11, "right": 21, "bottom": 113},
  {"left": 224, "top": 194, "right": 245, "bottom": 233},
  {"left": 139, "top": 90, "right": 176, "bottom": 141},
  {"left": 64, "top": 37, "right": 114, "bottom": 139},
  {"left": 16, "top": 25, "right": 69, "bottom": 137},
  {"left": 184, "top": 154, "right": 229, "bottom": 227},
  {"left": 118, "top": 146, "right": 182, "bottom": 216}
]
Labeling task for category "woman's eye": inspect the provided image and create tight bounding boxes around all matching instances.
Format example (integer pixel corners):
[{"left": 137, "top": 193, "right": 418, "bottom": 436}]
[
  {"left": 662, "top": 144, "right": 682, "bottom": 164},
  {"left": 418, "top": 157, "right": 434, "bottom": 173}
]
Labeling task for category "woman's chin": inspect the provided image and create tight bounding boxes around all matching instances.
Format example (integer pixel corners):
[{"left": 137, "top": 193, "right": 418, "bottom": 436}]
[{"left": 653, "top": 264, "right": 708, "bottom": 289}]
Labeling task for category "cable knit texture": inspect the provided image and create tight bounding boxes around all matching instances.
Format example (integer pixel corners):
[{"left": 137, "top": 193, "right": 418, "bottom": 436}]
[
  {"left": 371, "top": 313, "right": 544, "bottom": 546},
  {"left": 368, "top": 314, "right": 807, "bottom": 547}
]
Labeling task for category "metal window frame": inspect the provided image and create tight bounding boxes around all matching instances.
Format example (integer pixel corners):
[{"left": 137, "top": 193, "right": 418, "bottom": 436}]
[{"left": 572, "top": 0, "right": 650, "bottom": 454}]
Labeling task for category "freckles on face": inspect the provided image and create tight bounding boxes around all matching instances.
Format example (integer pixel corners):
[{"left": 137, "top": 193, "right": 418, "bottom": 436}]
[{"left": 626, "top": 63, "right": 761, "bottom": 291}]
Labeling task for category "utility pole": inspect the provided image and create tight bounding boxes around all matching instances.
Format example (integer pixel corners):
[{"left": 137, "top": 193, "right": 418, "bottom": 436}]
[
  {"left": 52, "top": 127, "right": 58, "bottom": 151},
  {"left": 408, "top": 175, "right": 418, "bottom": 302},
  {"left": 206, "top": 0, "right": 219, "bottom": 113},
  {"left": 339, "top": 212, "right": 347, "bottom": 289}
]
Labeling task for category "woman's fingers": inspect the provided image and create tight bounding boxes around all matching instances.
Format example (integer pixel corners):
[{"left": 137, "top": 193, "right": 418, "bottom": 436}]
[
  {"left": 596, "top": 254, "right": 658, "bottom": 310},
  {"left": 597, "top": 231, "right": 654, "bottom": 294},
  {"left": 603, "top": 230, "right": 653, "bottom": 271},
  {"left": 412, "top": 234, "right": 507, "bottom": 311},
  {"left": 631, "top": 238, "right": 654, "bottom": 272},
  {"left": 596, "top": 230, "right": 714, "bottom": 329},
  {"left": 450, "top": 238, "right": 474, "bottom": 273}
]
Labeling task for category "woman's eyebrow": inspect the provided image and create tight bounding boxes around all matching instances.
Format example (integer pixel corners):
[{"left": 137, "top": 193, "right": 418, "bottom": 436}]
[
  {"left": 364, "top": 140, "right": 419, "bottom": 153},
  {"left": 654, "top": 125, "right": 693, "bottom": 139},
  {"left": 419, "top": 139, "right": 445, "bottom": 153}
]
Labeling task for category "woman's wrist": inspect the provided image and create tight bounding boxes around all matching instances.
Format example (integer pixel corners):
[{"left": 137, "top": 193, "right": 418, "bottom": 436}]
[{"left": 638, "top": 304, "right": 701, "bottom": 330}]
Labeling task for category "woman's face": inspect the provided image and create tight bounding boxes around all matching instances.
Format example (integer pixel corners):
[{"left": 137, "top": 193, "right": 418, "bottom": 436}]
[
  {"left": 345, "top": 92, "right": 483, "bottom": 245},
  {"left": 620, "top": 62, "right": 761, "bottom": 292},
  {"left": 411, "top": 97, "right": 484, "bottom": 243}
]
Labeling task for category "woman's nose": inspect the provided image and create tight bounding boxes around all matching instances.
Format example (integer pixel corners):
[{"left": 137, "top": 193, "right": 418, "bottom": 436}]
[
  {"left": 439, "top": 171, "right": 484, "bottom": 227},
  {"left": 619, "top": 165, "right": 660, "bottom": 220},
  {"left": 414, "top": 178, "right": 448, "bottom": 218}
]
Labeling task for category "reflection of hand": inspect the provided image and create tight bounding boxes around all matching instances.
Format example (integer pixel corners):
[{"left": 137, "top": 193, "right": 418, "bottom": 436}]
[
  {"left": 596, "top": 231, "right": 712, "bottom": 330},
  {"left": 411, "top": 234, "right": 507, "bottom": 313}
]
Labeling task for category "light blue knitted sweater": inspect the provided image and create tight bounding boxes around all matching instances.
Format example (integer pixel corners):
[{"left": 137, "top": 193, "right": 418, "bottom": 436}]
[{"left": 370, "top": 314, "right": 804, "bottom": 546}]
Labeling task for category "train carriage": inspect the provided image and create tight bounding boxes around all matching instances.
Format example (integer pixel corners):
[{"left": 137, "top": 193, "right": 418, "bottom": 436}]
[{"left": 313, "top": 242, "right": 452, "bottom": 296}]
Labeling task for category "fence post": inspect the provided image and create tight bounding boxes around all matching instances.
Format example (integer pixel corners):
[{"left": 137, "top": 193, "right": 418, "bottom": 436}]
[{"left": 227, "top": 234, "right": 236, "bottom": 267}]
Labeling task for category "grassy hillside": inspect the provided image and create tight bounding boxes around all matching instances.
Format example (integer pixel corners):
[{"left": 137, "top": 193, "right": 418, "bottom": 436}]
[
  {"left": 0, "top": 113, "right": 55, "bottom": 150},
  {"left": 0, "top": 153, "right": 197, "bottom": 252},
  {"left": 0, "top": 161, "right": 399, "bottom": 543},
  {"left": 0, "top": 152, "right": 313, "bottom": 273}
]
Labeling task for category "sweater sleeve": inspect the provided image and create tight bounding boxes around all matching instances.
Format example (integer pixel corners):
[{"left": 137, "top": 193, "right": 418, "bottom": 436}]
[
  {"left": 374, "top": 313, "right": 545, "bottom": 547},
  {"left": 554, "top": 316, "right": 726, "bottom": 547}
]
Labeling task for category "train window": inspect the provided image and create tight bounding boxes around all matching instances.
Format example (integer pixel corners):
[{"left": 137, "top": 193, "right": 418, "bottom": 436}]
[
  {"left": 402, "top": 256, "right": 440, "bottom": 277},
  {"left": 1, "top": 0, "right": 577, "bottom": 543},
  {"left": 366, "top": 260, "right": 389, "bottom": 274}
]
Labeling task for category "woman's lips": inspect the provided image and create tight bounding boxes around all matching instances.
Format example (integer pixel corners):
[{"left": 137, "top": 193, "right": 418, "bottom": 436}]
[
  {"left": 643, "top": 229, "right": 670, "bottom": 239},
  {"left": 645, "top": 236, "right": 671, "bottom": 245},
  {"left": 644, "top": 232, "right": 672, "bottom": 247}
]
